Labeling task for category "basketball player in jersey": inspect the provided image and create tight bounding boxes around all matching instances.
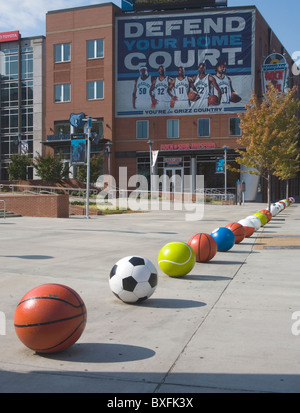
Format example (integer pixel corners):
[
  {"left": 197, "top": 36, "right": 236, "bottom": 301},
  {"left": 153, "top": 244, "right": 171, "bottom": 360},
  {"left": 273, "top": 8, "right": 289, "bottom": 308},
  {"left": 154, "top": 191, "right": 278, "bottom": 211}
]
[
  {"left": 169, "top": 66, "right": 197, "bottom": 108},
  {"left": 132, "top": 67, "right": 152, "bottom": 109},
  {"left": 150, "top": 66, "right": 173, "bottom": 109},
  {"left": 213, "top": 61, "right": 241, "bottom": 104},
  {"left": 192, "top": 63, "right": 221, "bottom": 108}
]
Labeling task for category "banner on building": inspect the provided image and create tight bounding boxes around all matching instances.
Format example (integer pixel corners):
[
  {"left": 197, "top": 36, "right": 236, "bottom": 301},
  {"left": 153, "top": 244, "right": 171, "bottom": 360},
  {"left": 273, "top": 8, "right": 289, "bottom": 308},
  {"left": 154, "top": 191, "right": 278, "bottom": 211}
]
[
  {"left": 216, "top": 158, "right": 225, "bottom": 174},
  {"left": 20, "top": 140, "right": 28, "bottom": 155},
  {"left": 261, "top": 53, "right": 289, "bottom": 94},
  {"left": 71, "top": 134, "right": 86, "bottom": 165},
  {"left": 116, "top": 9, "right": 255, "bottom": 117},
  {"left": 0, "top": 30, "right": 20, "bottom": 43},
  {"left": 151, "top": 150, "right": 159, "bottom": 167}
]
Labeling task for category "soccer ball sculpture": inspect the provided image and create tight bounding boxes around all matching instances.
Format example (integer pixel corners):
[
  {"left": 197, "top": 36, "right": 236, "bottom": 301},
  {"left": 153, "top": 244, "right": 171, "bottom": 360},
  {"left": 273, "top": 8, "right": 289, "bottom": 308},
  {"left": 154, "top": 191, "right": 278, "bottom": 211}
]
[{"left": 109, "top": 256, "right": 158, "bottom": 303}]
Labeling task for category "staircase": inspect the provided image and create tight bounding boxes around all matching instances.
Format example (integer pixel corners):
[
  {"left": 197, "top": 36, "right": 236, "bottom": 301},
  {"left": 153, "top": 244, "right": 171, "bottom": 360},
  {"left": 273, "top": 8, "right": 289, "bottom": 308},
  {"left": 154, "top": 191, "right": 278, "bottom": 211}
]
[{"left": 0, "top": 209, "right": 22, "bottom": 218}]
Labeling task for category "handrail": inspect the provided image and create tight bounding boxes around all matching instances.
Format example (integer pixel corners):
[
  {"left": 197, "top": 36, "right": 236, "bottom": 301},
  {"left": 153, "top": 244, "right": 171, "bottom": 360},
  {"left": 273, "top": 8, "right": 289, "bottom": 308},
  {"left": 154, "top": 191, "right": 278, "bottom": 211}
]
[
  {"left": 0, "top": 184, "right": 98, "bottom": 196},
  {"left": 0, "top": 200, "right": 6, "bottom": 219}
]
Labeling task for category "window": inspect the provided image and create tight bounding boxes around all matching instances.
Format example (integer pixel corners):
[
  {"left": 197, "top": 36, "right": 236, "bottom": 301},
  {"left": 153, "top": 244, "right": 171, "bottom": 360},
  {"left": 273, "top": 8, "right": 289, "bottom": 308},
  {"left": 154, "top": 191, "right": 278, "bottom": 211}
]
[
  {"left": 54, "top": 43, "right": 71, "bottom": 63},
  {"left": 197, "top": 118, "right": 210, "bottom": 137},
  {"left": 87, "top": 39, "right": 104, "bottom": 59},
  {"left": 136, "top": 120, "right": 149, "bottom": 139},
  {"left": 1, "top": 108, "right": 18, "bottom": 133},
  {"left": 54, "top": 84, "right": 71, "bottom": 102},
  {"left": 21, "top": 107, "right": 33, "bottom": 132},
  {"left": 21, "top": 53, "right": 33, "bottom": 79},
  {"left": 87, "top": 80, "right": 104, "bottom": 100},
  {"left": 21, "top": 80, "right": 33, "bottom": 106},
  {"left": 167, "top": 119, "right": 179, "bottom": 138},
  {"left": 0, "top": 82, "right": 18, "bottom": 107},
  {"left": 4, "top": 54, "right": 18, "bottom": 80},
  {"left": 54, "top": 122, "right": 70, "bottom": 135},
  {"left": 229, "top": 117, "right": 241, "bottom": 136}
]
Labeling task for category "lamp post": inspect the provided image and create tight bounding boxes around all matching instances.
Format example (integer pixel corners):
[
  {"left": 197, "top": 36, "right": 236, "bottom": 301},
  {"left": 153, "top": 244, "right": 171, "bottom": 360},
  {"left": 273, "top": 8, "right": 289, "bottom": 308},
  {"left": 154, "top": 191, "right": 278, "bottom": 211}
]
[
  {"left": 148, "top": 140, "right": 153, "bottom": 193},
  {"left": 85, "top": 116, "right": 92, "bottom": 219},
  {"left": 224, "top": 145, "right": 227, "bottom": 201},
  {"left": 82, "top": 116, "right": 97, "bottom": 219},
  {"left": 106, "top": 141, "right": 112, "bottom": 177},
  {"left": 106, "top": 141, "right": 112, "bottom": 199}
]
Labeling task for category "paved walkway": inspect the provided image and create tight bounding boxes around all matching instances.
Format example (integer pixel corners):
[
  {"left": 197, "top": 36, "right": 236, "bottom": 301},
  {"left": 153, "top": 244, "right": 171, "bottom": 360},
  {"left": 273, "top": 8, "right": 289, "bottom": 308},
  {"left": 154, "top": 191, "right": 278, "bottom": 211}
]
[{"left": 0, "top": 201, "right": 299, "bottom": 393}]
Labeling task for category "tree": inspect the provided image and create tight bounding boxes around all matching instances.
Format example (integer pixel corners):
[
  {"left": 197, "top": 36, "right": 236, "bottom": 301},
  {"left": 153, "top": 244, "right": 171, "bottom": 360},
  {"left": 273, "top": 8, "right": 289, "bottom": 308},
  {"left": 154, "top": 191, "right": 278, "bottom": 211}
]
[
  {"left": 33, "top": 152, "right": 69, "bottom": 183},
  {"left": 230, "top": 85, "right": 300, "bottom": 208},
  {"left": 77, "top": 153, "right": 104, "bottom": 183},
  {"left": 7, "top": 154, "right": 32, "bottom": 181}
]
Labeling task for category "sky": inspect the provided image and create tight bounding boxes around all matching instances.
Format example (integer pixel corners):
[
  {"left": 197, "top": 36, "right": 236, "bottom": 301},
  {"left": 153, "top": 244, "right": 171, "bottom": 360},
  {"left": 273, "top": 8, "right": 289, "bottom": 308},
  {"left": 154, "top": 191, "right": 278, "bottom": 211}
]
[{"left": 0, "top": 0, "right": 298, "bottom": 58}]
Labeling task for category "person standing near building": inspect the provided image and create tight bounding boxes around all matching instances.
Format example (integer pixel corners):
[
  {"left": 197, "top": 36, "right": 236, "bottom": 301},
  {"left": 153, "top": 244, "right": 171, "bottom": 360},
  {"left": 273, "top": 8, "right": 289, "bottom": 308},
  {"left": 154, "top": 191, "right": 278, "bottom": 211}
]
[
  {"left": 150, "top": 65, "right": 173, "bottom": 109},
  {"left": 132, "top": 67, "right": 152, "bottom": 109},
  {"left": 213, "top": 61, "right": 241, "bottom": 104},
  {"left": 192, "top": 63, "right": 222, "bottom": 107},
  {"left": 169, "top": 66, "right": 197, "bottom": 108}
]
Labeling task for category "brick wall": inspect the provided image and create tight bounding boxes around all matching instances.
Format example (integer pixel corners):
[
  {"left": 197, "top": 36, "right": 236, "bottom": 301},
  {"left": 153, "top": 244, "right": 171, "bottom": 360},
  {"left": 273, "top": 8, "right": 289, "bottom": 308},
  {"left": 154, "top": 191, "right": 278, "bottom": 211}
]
[
  {"left": 69, "top": 204, "right": 102, "bottom": 216},
  {"left": 0, "top": 194, "right": 69, "bottom": 218}
]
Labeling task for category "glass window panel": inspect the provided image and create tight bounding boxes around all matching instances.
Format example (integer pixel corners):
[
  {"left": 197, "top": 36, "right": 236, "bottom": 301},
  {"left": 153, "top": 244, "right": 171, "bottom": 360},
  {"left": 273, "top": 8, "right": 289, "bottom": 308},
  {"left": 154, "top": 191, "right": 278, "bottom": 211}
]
[
  {"left": 198, "top": 119, "right": 210, "bottom": 137},
  {"left": 63, "top": 84, "right": 70, "bottom": 101},
  {"left": 54, "top": 85, "right": 62, "bottom": 102},
  {"left": 87, "top": 81, "right": 94, "bottom": 99},
  {"left": 87, "top": 41, "right": 94, "bottom": 59},
  {"left": 96, "top": 39, "right": 104, "bottom": 58},
  {"left": 54, "top": 44, "right": 62, "bottom": 62},
  {"left": 167, "top": 119, "right": 179, "bottom": 138},
  {"left": 87, "top": 39, "right": 104, "bottom": 59},
  {"left": 136, "top": 120, "right": 148, "bottom": 139},
  {"left": 229, "top": 118, "right": 241, "bottom": 136},
  {"left": 96, "top": 80, "right": 103, "bottom": 99},
  {"left": 63, "top": 43, "right": 71, "bottom": 61}
]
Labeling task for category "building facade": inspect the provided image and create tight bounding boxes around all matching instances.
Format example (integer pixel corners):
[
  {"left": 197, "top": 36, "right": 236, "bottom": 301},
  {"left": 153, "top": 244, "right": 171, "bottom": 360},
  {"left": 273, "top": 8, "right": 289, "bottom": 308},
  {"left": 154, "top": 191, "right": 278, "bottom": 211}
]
[
  {"left": 44, "top": 2, "right": 299, "bottom": 201},
  {"left": 0, "top": 31, "right": 45, "bottom": 179}
]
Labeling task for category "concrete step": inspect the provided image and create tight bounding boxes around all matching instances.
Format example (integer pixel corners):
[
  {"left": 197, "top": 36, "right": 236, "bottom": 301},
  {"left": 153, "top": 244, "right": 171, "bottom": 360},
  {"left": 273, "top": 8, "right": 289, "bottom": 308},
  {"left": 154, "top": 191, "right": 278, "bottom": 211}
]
[{"left": 0, "top": 210, "right": 22, "bottom": 218}]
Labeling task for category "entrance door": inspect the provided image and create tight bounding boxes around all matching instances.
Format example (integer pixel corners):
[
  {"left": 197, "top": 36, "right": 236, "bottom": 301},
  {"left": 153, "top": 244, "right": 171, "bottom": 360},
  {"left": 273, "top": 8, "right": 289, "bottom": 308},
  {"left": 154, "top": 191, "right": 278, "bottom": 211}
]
[{"left": 164, "top": 167, "right": 184, "bottom": 193}]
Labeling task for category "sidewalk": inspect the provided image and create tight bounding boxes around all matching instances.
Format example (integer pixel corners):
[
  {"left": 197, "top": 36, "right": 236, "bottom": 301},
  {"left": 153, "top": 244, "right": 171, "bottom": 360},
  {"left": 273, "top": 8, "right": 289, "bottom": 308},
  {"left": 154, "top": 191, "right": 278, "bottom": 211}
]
[{"left": 0, "top": 201, "right": 299, "bottom": 393}]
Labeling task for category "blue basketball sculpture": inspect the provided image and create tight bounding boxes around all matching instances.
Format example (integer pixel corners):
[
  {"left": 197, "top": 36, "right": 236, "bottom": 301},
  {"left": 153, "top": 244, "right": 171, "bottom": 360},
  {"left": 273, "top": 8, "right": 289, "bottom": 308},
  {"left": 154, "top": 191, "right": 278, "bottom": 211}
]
[{"left": 210, "top": 227, "right": 235, "bottom": 252}]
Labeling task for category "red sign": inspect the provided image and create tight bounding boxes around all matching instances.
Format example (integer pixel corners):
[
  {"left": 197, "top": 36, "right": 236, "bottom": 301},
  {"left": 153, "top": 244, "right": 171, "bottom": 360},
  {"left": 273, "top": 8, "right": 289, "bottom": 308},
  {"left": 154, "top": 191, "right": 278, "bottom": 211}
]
[
  {"left": 160, "top": 142, "right": 215, "bottom": 151},
  {"left": 0, "top": 31, "right": 20, "bottom": 43}
]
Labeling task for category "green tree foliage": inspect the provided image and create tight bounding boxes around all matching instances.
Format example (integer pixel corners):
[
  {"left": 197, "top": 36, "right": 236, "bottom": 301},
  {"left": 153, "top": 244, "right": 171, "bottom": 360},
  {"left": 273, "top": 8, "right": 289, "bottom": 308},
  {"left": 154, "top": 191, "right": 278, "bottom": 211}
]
[
  {"left": 77, "top": 153, "right": 104, "bottom": 183},
  {"left": 33, "top": 152, "right": 69, "bottom": 183},
  {"left": 7, "top": 154, "right": 32, "bottom": 181},
  {"left": 230, "top": 85, "right": 300, "bottom": 207}
]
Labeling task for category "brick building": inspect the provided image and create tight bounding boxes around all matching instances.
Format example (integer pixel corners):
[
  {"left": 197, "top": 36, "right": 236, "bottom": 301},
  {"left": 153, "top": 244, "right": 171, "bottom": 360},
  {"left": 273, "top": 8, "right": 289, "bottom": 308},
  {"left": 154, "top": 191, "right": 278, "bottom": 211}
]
[{"left": 44, "top": 2, "right": 300, "bottom": 202}]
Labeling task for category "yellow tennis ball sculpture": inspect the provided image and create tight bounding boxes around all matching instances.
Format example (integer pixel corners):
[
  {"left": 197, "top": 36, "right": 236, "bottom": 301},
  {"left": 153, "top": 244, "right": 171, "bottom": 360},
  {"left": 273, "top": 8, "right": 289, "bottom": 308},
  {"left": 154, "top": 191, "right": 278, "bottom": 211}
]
[
  {"left": 158, "top": 241, "right": 196, "bottom": 277},
  {"left": 253, "top": 212, "right": 268, "bottom": 227}
]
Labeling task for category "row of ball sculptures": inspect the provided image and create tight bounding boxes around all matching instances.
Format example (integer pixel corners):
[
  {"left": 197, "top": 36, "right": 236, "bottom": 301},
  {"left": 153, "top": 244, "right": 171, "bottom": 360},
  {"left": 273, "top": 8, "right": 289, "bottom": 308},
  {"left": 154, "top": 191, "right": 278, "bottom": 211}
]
[{"left": 14, "top": 197, "right": 295, "bottom": 354}]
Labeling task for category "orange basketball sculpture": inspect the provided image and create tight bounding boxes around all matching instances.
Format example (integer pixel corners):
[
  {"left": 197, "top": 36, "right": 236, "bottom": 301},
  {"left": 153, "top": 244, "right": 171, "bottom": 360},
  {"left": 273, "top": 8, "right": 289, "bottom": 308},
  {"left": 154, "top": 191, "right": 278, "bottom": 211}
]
[
  {"left": 259, "top": 209, "right": 272, "bottom": 223},
  {"left": 14, "top": 283, "right": 87, "bottom": 353},
  {"left": 225, "top": 222, "right": 246, "bottom": 244},
  {"left": 188, "top": 233, "right": 218, "bottom": 262}
]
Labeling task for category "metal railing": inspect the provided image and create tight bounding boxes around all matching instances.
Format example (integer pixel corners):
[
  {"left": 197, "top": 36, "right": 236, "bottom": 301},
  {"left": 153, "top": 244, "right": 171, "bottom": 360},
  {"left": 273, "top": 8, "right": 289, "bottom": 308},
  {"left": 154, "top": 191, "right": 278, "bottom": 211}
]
[
  {"left": 196, "top": 187, "right": 236, "bottom": 202},
  {"left": 0, "top": 184, "right": 98, "bottom": 198}
]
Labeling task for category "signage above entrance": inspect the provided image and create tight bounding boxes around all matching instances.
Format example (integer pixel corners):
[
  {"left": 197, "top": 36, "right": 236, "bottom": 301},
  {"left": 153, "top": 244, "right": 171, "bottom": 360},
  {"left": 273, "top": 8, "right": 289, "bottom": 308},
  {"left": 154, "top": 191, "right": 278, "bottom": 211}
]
[
  {"left": 0, "top": 30, "right": 20, "bottom": 43},
  {"left": 160, "top": 142, "right": 215, "bottom": 151}
]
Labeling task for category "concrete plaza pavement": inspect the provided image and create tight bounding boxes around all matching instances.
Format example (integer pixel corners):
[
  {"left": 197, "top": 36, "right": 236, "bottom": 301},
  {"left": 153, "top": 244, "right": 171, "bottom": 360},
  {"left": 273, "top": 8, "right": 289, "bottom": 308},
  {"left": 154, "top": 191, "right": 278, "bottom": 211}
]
[{"left": 0, "top": 200, "right": 299, "bottom": 393}]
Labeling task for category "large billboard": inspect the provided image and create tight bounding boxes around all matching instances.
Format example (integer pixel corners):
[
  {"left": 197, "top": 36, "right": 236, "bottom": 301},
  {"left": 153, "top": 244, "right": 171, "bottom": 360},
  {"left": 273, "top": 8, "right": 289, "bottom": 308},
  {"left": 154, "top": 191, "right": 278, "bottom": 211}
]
[
  {"left": 115, "top": 9, "right": 255, "bottom": 117},
  {"left": 122, "top": 0, "right": 227, "bottom": 12}
]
